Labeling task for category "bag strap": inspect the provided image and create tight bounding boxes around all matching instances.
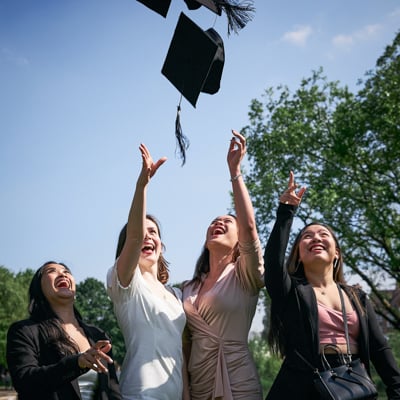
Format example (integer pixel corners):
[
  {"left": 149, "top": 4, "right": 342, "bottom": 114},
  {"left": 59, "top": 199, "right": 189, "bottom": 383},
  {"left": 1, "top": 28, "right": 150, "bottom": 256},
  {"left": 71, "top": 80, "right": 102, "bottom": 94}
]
[
  {"left": 337, "top": 283, "right": 352, "bottom": 362},
  {"left": 296, "top": 284, "right": 353, "bottom": 370},
  {"left": 294, "top": 349, "right": 319, "bottom": 373}
]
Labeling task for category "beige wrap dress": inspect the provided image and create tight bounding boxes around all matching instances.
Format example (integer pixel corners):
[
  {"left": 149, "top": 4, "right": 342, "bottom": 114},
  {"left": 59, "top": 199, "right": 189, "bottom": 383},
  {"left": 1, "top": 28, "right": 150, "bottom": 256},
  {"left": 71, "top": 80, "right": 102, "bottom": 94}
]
[{"left": 182, "top": 239, "right": 265, "bottom": 400}]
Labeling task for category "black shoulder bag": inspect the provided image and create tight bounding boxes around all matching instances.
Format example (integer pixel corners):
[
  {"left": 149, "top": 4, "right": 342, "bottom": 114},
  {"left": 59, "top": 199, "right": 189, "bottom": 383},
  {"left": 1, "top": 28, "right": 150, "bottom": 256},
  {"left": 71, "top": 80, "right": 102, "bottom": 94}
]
[{"left": 296, "top": 284, "right": 378, "bottom": 400}]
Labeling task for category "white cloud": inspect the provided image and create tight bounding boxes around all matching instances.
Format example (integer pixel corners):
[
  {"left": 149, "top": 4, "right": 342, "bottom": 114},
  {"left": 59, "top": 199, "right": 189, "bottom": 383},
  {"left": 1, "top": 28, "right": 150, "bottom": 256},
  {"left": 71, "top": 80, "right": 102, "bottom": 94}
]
[
  {"left": 332, "top": 24, "right": 382, "bottom": 51},
  {"left": 388, "top": 7, "right": 400, "bottom": 18},
  {"left": 281, "top": 25, "right": 313, "bottom": 47},
  {"left": 1, "top": 47, "right": 29, "bottom": 66}
]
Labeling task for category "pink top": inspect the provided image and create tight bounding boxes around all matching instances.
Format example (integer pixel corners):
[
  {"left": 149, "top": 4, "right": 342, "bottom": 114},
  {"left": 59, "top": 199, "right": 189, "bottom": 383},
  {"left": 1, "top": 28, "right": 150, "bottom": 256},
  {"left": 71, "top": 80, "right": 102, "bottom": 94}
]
[{"left": 318, "top": 302, "right": 360, "bottom": 346}]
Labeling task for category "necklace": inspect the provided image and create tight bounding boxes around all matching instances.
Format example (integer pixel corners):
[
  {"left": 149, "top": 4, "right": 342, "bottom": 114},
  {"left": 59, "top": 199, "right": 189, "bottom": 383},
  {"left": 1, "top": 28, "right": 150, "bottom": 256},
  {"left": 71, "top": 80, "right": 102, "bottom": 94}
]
[{"left": 314, "top": 286, "right": 327, "bottom": 295}]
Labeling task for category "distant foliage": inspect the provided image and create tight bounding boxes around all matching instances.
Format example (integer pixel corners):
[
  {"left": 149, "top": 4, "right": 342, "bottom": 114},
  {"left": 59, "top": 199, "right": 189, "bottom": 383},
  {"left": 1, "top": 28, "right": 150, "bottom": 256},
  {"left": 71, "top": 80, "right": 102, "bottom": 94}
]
[
  {"left": 75, "top": 278, "right": 125, "bottom": 365},
  {"left": 248, "top": 333, "right": 282, "bottom": 397},
  {"left": 243, "top": 30, "right": 400, "bottom": 329},
  {"left": 0, "top": 266, "right": 35, "bottom": 367}
]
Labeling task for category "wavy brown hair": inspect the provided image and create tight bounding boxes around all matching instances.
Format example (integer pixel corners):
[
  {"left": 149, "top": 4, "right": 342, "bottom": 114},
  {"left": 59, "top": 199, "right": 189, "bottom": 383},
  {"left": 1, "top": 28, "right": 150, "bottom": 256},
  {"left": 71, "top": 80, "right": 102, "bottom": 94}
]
[{"left": 115, "top": 214, "right": 170, "bottom": 284}]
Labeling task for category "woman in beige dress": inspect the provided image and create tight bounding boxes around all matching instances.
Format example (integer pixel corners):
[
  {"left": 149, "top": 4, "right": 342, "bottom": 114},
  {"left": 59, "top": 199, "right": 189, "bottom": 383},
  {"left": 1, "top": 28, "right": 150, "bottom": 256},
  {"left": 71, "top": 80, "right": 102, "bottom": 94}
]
[{"left": 182, "top": 130, "right": 264, "bottom": 400}]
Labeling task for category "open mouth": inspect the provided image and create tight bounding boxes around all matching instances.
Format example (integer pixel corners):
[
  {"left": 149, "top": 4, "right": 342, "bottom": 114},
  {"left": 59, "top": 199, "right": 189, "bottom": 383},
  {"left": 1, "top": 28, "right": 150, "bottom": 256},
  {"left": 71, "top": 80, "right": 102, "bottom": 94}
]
[
  {"left": 309, "top": 245, "right": 325, "bottom": 252},
  {"left": 141, "top": 244, "right": 155, "bottom": 253},
  {"left": 212, "top": 227, "right": 225, "bottom": 235},
  {"left": 56, "top": 280, "right": 70, "bottom": 289}
]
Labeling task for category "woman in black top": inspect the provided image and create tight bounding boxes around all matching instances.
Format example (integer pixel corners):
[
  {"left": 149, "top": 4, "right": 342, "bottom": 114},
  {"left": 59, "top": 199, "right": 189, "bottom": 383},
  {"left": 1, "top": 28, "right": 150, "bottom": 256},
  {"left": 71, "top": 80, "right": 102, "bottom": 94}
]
[
  {"left": 7, "top": 261, "right": 121, "bottom": 400},
  {"left": 264, "top": 171, "right": 400, "bottom": 399}
]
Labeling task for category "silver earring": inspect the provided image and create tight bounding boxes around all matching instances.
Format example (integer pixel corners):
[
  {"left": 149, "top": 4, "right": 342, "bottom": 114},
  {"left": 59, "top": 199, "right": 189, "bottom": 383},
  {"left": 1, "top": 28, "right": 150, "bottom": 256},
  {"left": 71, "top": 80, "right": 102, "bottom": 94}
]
[{"left": 333, "top": 258, "right": 339, "bottom": 269}]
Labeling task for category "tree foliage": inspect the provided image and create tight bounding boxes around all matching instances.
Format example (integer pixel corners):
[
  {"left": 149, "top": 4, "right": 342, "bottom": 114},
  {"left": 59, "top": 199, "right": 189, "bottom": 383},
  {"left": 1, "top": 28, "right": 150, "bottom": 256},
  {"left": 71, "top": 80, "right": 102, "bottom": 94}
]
[
  {"left": 248, "top": 334, "right": 282, "bottom": 397},
  {"left": 0, "top": 266, "right": 34, "bottom": 367},
  {"left": 243, "top": 31, "right": 400, "bottom": 327},
  {"left": 75, "top": 278, "right": 125, "bottom": 365}
]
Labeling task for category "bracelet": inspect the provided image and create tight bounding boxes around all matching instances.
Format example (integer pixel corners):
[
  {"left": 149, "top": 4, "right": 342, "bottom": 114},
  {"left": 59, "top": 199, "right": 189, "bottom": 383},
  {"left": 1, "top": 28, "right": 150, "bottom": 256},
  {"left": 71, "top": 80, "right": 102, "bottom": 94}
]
[{"left": 230, "top": 174, "right": 242, "bottom": 182}]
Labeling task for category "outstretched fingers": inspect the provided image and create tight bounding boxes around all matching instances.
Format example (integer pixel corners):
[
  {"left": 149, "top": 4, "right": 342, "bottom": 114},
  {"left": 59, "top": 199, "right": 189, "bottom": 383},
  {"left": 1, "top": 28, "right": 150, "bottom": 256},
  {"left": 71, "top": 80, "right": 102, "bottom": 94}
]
[
  {"left": 138, "top": 143, "right": 167, "bottom": 179},
  {"left": 280, "top": 170, "right": 306, "bottom": 205},
  {"left": 78, "top": 340, "right": 114, "bottom": 374}
]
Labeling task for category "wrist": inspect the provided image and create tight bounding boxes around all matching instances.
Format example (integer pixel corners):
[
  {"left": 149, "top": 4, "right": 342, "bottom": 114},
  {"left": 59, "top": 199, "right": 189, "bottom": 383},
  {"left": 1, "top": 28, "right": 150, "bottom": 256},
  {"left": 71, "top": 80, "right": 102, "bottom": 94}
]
[
  {"left": 230, "top": 173, "right": 242, "bottom": 182},
  {"left": 78, "top": 354, "right": 86, "bottom": 369}
]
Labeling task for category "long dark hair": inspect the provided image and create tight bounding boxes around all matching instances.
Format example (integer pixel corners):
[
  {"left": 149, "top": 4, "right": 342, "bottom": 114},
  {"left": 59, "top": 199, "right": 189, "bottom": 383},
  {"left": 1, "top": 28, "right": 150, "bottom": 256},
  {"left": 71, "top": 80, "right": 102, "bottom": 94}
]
[
  {"left": 268, "top": 222, "right": 346, "bottom": 357},
  {"left": 189, "top": 214, "right": 240, "bottom": 285},
  {"left": 29, "top": 261, "right": 82, "bottom": 356},
  {"left": 115, "top": 215, "right": 170, "bottom": 284}
]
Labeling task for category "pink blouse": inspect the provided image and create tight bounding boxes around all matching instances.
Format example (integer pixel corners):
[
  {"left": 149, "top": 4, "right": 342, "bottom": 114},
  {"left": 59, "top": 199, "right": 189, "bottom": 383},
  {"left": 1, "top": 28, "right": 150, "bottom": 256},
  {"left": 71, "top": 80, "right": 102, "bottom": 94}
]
[{"left": 318, "top": 302, "right": 360, "bottom": 346}]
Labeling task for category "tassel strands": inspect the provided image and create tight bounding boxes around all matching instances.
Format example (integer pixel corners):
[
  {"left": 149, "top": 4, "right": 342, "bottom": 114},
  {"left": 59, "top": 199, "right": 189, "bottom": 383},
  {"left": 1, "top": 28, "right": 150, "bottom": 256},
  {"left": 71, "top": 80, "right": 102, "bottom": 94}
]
[
  {"left": 215, "top": 0, "right": 256, "bottom": 35},
  {"left": 175, "top": 97, "right": 190, "bottom": 166}
]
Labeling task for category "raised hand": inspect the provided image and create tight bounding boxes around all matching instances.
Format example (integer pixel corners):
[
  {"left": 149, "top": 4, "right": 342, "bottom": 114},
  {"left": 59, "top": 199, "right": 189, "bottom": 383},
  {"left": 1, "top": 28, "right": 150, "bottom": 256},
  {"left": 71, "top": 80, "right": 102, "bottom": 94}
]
[
  {"left": 227, "top": 130, "right": 246, "bottom": 175},
  {"left": 138, "top": 143, "right": 167, "bottom": 186},
  {"left": 279, "top": 171, "right": 306, "bottom": 206}
]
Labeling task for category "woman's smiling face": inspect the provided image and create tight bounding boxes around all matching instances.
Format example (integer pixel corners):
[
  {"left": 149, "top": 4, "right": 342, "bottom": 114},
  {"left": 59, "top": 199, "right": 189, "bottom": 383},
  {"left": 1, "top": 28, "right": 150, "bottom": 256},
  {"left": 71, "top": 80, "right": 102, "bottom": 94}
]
[
  {"left": 206, "top": 215, "right": 238, "bottom": 250},
  {"left": 40, "top": 263, "right": 76, "bottom": 304},
  {"left": 298, "top": 224, "right": 339, "bottom": 268},
  {"left": 139, "top": 218, "right": 162, "bottom": 265}
]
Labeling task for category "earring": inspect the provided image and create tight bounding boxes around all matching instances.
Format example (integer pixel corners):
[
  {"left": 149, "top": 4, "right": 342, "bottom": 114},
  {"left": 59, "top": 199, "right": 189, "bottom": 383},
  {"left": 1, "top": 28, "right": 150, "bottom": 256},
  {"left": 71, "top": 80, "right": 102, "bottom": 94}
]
[{"left": 333, "top": 258, "right": 339, "bottom": 269}]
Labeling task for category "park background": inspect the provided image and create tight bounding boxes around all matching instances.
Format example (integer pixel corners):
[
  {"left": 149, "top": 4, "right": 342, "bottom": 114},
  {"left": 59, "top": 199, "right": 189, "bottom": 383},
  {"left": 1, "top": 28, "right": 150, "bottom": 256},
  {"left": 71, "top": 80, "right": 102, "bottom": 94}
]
[{"left": 1, "top": 0, "right": 400, "bottom": 333}]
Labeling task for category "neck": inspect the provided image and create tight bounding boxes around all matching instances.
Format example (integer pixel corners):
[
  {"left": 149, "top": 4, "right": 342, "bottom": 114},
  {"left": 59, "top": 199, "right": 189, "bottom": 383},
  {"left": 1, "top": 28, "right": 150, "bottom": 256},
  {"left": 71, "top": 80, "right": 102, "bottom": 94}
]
[
  {"left": 139, "top": 263, "right": 159, "bottom": 282},
  {"left": 208, "top": 248, "right": 233, "bottom": 279},
  {"left": 51, "top": 305, "right": 78, "bottom": 325},
  {"left": 305, "top": 270, "right": 335, "bottom": 289}
]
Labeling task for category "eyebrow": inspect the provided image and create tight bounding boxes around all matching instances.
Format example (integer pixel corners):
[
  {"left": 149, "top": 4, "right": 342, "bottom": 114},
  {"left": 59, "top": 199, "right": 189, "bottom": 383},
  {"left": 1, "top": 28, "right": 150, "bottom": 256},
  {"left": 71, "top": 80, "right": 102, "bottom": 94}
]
[
  {"left": 43, "top": 265, "right": 71, "bottom": 273},
  {"left": 302, "top": 228, "right": 330, "bottom": 235}
]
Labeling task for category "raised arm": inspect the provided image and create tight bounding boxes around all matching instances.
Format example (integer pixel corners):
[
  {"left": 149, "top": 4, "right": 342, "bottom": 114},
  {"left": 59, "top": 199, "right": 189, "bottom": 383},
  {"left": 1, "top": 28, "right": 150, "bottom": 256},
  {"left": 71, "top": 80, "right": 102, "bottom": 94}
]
[
  {"left": 264, "top": 171, "right": 306, "bottom": 298},
  {"left": 228, "top": 130, "right": 258, "bottom": 243},
  {"left": 116, "top": 144, "right": 166, "bottom": 286}
]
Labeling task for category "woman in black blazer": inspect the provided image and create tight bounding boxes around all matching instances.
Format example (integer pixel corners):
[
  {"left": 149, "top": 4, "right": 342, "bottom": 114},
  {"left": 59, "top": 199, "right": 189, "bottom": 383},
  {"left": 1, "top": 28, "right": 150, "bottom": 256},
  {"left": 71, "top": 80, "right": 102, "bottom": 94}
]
[
  {"left": 264, "top": 172, "right": 400, "bottom": 399},
  {"left": 6, "top": 261, "right": 121, "bottom": 400}
]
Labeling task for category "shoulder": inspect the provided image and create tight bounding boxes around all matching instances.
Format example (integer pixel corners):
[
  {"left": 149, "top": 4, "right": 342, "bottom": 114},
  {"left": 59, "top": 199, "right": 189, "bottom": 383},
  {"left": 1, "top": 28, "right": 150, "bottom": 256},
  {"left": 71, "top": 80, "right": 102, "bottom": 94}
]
[
  {"left": 7, "top": 319, "right": 42, "bottom": 351},
  {"left": 8, "top": 318, "right": 39, "bottom": 335},
  {"left": 182, "top": 279, "right": 197, "bottom": 289},
  {"left": 166, "top": 284, "right": 182, "bottom": 298},
  {"left": 342, "top": 283, "right": 368, "bottom": 305}
]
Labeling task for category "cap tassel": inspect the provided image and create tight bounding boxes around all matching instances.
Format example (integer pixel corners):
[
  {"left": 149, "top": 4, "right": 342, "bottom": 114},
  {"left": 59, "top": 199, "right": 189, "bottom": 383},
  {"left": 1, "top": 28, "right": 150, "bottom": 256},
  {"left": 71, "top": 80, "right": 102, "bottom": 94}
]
[
  {"left": 175, "top": 97, "right": 190, "bottom": 166},
  {"left": 217, "top": 1, "right": 255, "bottom": 35}
]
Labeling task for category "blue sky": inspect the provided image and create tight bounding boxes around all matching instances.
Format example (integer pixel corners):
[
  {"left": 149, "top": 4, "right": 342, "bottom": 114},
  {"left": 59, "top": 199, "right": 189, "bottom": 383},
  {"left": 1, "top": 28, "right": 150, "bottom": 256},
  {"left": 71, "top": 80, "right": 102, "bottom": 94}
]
[{"left": 1, "top": 1, "right": 399, "bottom": 331}]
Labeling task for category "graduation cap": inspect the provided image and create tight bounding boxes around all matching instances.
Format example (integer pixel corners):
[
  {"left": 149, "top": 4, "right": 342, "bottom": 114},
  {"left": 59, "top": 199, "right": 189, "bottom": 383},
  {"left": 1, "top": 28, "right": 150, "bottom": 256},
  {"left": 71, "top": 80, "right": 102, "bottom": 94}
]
[
  {"left": 184, "top": 0, "right": 256, "bottom": 35},
  {"left": 184, "top": 0, "right": 221, "bottom": 15},
  {"left": 136, "top": 0, "right": 171, "bottom": 18},
  {"left": 162, "top": 13, "right": 224, "bottom": 107},
  {"left": 162, "top": 12, "right": 225, "bottom": 165}
]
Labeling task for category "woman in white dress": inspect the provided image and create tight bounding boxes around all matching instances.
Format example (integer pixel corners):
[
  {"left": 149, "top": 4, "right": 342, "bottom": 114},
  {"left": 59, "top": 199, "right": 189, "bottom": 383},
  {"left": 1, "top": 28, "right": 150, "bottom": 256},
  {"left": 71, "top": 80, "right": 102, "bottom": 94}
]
[{"left": 107, "top": 144, "right": 186, "bottom": 400}]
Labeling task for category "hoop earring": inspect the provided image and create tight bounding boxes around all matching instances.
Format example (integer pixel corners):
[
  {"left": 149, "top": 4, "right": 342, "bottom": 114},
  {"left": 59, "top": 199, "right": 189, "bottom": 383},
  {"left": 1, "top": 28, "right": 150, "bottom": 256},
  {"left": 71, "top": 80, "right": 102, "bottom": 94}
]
[{"left": 333, "top": 258, "right": 339, "bottom": 269}]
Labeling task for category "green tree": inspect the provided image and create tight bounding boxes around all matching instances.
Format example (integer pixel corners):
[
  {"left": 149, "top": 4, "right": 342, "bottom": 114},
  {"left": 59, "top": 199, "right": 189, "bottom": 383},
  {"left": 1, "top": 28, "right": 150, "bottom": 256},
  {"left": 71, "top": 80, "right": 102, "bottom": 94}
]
[
  {"left": 75, "top": 278, "right": 125, "bottom": 365},
  {"left": 248, "top": 333, "right": 282, "bottom": 396},
  {"left": 242, "top": 30, "right": 400, "bottom": 328},
  {"left": 0, "top": 266, "right": 34, "bottom": 367}
]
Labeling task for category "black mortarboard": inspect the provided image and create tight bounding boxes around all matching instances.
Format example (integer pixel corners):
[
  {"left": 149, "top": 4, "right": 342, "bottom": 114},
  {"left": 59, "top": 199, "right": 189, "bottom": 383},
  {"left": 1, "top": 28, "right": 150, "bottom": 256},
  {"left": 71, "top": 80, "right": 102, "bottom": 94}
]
[
  {"left": 183, "top": 0, "right": 256, "bottom": 35},
  {"left": 136, "top": 0, "right": 171, "bottom": 18},
  {"left": 162, "top": 12, "right": 224, "bottom": 107},
  {"left": 184, "top": 0, "right": 221, "bottom": 15},
  {"left": 161, "top": 12, "right": 225, "bottom": 165}
]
